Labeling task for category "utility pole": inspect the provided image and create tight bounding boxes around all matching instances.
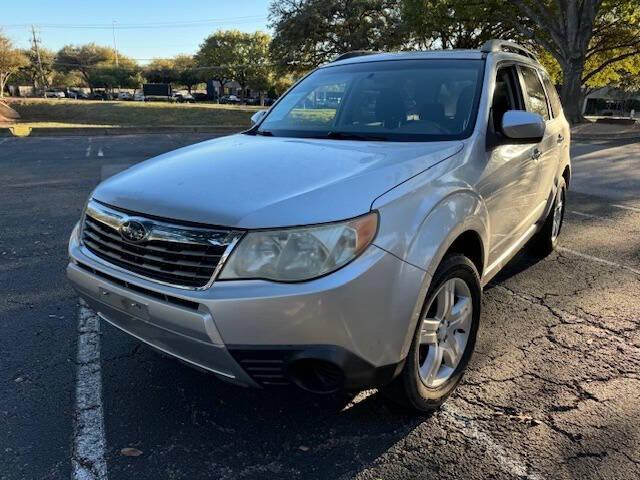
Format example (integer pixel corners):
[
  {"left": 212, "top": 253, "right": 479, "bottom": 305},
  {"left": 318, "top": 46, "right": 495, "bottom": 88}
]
[
  {"left": 112, "top": 21, "right": 119, "bottom": 66},
  {"left": 30, "top": 25, "right": 48, "bottom": 96}
]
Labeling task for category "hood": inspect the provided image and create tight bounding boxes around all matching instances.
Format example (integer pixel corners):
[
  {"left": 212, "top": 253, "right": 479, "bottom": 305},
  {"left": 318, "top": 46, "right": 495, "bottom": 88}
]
[{"left": 93, "top": 134, "right": 463, "bottom": 229}]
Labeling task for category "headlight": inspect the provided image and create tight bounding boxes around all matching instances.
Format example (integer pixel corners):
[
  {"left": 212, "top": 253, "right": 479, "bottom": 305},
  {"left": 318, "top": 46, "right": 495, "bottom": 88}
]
[{"left": 220, "top": 212, "right": 378, "bottom": 282}]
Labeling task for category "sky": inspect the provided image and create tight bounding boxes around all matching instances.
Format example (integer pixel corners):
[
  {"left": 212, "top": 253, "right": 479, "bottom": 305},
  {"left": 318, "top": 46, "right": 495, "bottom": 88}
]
[{"left": 1, "top": 0, "right": 271, "bottom": 63}]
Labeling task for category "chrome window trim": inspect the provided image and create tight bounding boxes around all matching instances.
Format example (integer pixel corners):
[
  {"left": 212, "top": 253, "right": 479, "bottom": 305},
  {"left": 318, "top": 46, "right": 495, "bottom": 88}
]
[{"left": 81, "top": 199, "right": 244, "bottom": 291}]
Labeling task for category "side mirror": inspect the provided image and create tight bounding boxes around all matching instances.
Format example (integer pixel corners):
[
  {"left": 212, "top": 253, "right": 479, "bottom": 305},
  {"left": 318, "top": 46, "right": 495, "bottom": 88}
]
[
  {"left": 501, "top": 110, "right": 545, "bottom": 141},
  {"left": 250, "top": 110, "right": 268, "bottom": 125}
]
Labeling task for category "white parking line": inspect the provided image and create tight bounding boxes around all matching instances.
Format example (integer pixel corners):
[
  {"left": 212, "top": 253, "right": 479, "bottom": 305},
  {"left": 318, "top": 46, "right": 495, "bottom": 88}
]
[
  {"left": 611, "top": 203, "right": 640, "bottom": 213},
  {"left": 568, "top": 210, "right": 598, "bottom": 219},
  {"left": 343, "top": 391, "right": 542, "bottom": 478},
  {"left": 441, "top": 405, "right": 544, "bottom": 480},
  {"left": 558, "top": 247, "right": 640, "bottom": 275},
  {"left": 72, "top": 301, "right": 108, "bottom": 480}
]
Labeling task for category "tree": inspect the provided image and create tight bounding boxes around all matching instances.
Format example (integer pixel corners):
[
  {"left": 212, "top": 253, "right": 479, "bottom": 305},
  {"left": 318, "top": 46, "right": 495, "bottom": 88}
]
[
  {"left": 230, "top": 32, "right": 272, "bottom": 101},
  {"left": 55, "top": 44, "right": 116, "bottom": 92},
  {"left": 196, "top": 30, "right": 240, "bottom": 99},
  {"left": 402, "top": 0, "right": 516, "bottom": 49},
  {"left": 269, "top": 0, "right": 408, "bottom": 74},
  {"left": 20, "top": 46, "right": 55, "bottom": 91},
  {"left": 173, "top": 55, "right": 201, "bottom": 93},
  {"left": 0, "top": 33, "right": 28, "bottom": 98},
  {"left": 144, "top": 58, "right": 179, "bottom": 84},
  {"left": 88, "top": 55, "right": 141, "bottom": 91},
  {"left": 504, "top": 0, "right": 640, "bottom": 123}
]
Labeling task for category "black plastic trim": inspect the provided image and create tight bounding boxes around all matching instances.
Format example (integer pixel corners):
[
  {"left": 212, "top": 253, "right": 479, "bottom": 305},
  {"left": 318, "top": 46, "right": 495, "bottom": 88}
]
[{"left": 228, "top": 345, "right": 404, "bottom": 392}]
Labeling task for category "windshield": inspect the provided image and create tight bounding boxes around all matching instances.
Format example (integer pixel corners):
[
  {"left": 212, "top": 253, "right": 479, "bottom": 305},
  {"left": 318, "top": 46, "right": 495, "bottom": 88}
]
[{"left": 256, "top": 59, "right": 485, "bottom": 142}]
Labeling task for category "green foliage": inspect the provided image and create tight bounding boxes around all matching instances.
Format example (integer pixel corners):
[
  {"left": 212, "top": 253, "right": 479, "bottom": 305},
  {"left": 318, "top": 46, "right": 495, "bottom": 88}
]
[
  {"left": 18, "top": 46, "right": 55, "bottom": 89},
  {"left": 269, "top": 0, "right": 407, "bottom": 74},
  {"left": 144, "top": 58, "right": 180, "bottom": 84},
  {"left": 196, "top": 30, "right": 273, "bottom": 98},
  {"left": 195, "top": 30, "right": 241, "bottom": 90},
  {"left": 173, "top": 55, "right": 201, "bottom": 92},
  {"left": 402, "top": 0, "right": 516, "bottom": 48},
  {"left": 0, "top": 32, "right": 28, "bottom": 97}
]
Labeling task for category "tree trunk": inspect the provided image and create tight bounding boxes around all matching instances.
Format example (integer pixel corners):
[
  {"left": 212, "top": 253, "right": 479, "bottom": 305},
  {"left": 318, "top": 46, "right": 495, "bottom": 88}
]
[
  {"left": 0, "top": 74, "right": 7, "bottom": 98},
  {"left": 560, "top": 60, "right": 586, "bottom": 124}
]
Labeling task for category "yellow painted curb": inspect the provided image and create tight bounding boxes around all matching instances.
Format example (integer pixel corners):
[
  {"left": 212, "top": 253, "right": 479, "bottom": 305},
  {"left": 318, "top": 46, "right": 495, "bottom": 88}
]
[{"left": 9, "top": 125, "right": 32, "bottom": 137}]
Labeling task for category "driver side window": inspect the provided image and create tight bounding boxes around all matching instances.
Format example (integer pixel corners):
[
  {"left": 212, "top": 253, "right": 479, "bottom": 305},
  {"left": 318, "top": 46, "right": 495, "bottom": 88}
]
[{"left": 491, "top": 66, "right": 522, "bottom": 134}]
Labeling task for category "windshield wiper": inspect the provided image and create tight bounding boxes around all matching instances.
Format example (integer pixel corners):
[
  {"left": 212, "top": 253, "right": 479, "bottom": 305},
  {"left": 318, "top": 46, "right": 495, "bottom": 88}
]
[
  {"left": 324, "top": 131, "right": 388, "bottom": 141},
  {"left": 254, "top": 129, "right": 274, "bottom": 137}
]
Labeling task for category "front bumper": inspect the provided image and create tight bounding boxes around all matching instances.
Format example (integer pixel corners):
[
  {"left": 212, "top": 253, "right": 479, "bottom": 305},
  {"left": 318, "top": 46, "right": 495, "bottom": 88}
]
[{"left": 67, "top": 232, "right": 427, "bottom": 391}]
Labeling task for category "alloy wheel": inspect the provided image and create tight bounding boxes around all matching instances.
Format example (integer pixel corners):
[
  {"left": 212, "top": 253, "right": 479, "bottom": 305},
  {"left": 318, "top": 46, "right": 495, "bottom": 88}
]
[
  {"left": 418, "top": 278, "right": 473, "bottom": 388},
  {"left": 551, "top": 185, "right": 565, "bottom": 241}
]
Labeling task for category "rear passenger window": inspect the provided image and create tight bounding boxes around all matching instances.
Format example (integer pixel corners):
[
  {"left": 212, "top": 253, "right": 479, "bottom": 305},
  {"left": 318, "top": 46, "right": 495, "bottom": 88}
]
[
  {"left": 520, "top": 67, "right": 550, "bottom": 121},
  {"left": 541, "top": 73, "right": 563, "bottom": 118}
]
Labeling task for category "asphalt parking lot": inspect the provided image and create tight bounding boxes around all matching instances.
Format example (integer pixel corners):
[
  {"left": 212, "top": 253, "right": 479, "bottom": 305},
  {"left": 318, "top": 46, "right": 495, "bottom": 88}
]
[{"left": 1, "top": 134, "right": 638, "bottom": 480}]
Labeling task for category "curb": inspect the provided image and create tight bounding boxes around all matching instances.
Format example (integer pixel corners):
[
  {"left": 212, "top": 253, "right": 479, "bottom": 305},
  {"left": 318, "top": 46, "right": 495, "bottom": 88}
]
[{"left": 0, "top": 125, "right": 246, "bottom": 137}]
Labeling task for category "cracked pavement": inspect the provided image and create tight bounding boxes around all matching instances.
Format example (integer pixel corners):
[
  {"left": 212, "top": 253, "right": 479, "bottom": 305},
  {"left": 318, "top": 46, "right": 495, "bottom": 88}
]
[{"left": 1, "top": 135, "right": 638, "bottom": 479}]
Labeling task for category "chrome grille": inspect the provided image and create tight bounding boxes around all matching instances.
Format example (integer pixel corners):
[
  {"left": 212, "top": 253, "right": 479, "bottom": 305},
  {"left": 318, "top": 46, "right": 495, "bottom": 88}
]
[{"left": 81, "top": 200, "right": 242, "bottom": 289}]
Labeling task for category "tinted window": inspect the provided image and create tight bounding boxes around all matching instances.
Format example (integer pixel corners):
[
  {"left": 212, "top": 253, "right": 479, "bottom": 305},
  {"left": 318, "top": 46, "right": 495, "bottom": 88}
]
[
  {"left": 541, "top": 73, "right": 563, "bottom": 118},
  {"left": 256, "top": 59, "right": 485, "bottom": 142},
  {"left": 520, "top": 66, "right": 550, "bottom": 121}
]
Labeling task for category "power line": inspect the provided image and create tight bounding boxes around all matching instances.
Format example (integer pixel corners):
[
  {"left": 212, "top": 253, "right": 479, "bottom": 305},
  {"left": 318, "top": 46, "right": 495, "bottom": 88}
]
[{"left": 0, "top": 15, "right": 267, "bottom": 30}]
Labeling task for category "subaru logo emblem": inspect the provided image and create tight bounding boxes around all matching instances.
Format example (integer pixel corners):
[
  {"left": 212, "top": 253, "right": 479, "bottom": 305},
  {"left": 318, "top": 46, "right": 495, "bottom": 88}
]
[{"left": 119, "top": 219, "right": 148, "bottom": 243}]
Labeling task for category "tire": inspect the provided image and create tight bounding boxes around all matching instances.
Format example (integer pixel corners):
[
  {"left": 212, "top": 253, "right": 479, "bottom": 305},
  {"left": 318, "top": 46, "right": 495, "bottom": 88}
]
[
  {"left": 531, "top": 177, "right": 566, "bottom": 256},
  {"left": 383, "top": 254, "right": 481, "bottom": 412}
]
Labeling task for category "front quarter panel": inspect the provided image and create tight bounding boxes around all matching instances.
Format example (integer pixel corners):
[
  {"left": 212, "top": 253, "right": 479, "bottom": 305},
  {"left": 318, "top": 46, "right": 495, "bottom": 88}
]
[{"left": 372, "top": 156, "right": 490, "bottom": 279}]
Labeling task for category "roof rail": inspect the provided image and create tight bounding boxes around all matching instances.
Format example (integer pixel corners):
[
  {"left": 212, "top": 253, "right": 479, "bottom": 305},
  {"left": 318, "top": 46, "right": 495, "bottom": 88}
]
[
  {"left": 331, "top": 50, "right": 379, "bottom": 62},
  {"left": 480, "top": 40, "right": 537, "bottom": 61}
]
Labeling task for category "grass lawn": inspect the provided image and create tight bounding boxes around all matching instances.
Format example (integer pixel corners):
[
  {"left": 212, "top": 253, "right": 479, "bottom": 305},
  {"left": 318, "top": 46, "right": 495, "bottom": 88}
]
[{"left": 5, "top": 98, "right": 261, "bottom": 128}]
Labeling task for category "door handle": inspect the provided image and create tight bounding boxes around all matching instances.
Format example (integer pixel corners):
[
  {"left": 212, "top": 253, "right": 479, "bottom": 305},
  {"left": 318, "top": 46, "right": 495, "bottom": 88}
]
[
  {"left": 531, "top": 148, "right": 542, "bottom": 160},
  {"left": 557, "top": 134, "right": 564, "bottom": 144}
]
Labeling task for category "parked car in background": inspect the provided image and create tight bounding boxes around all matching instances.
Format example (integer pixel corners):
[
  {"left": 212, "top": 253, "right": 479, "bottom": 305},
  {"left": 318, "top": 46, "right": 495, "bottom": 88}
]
[
  {"left": 66, "top": 88, "right": 89, "bottom": 100},
  {"left": 220, "top": 94, "right": 241, "bottom": 104},
  {"left": 133, "top": 91, "right": 145, "bottom": 102},
  {"left": 172, "top": 91, "right": 195, "bottom": 103},
  {"left": 89, "top": 90, "right": 111, "bottom": 101},
  {"left": 67, "top": 40, "right": 570, "bottom": 413},
  {"left": 117, "top": 92, "right": 134, "bottom": 101},
  {"left": 44, "top": 88, "right": 65, "bottom": 99}
]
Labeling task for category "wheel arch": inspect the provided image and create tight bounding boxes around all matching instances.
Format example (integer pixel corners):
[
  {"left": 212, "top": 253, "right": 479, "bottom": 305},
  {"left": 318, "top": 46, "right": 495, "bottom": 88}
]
[{"left": 404, "top": 190, "right": 489, "bottom": 280}]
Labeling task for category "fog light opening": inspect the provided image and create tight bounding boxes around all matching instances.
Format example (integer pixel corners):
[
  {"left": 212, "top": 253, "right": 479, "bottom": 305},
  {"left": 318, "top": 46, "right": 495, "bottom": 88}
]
[{"left": 288, "top": 359, "right": 345, "bottom": 394}]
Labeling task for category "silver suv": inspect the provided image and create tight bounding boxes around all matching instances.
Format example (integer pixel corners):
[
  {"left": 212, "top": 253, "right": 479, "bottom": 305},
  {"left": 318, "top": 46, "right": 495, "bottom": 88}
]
[{"left": 67, "top": 40, "right": 570, "bottom": 412}]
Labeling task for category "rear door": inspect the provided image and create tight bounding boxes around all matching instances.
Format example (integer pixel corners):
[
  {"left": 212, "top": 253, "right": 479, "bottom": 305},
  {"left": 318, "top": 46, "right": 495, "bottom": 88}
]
[
  {"left": 539, "top": 70, "right": 569, "bottom": 198},
  {"left": 517, "top": 65, "right": 557, "bottom": 214}
]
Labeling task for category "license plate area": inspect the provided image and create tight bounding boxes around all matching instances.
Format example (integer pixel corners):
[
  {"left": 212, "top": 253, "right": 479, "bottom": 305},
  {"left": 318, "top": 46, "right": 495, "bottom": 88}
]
[{"left": 98, "top": 287, "right": 150, "bottom": 321}]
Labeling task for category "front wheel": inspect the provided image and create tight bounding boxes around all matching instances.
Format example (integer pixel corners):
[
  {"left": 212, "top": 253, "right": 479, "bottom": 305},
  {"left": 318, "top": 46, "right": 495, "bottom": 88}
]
[{"left": 384, "top": 254, "right": 481, "bottom": 412}]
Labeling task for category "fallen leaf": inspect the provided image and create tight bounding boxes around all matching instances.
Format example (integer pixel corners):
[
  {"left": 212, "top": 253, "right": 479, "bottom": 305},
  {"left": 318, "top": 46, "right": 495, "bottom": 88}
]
[
  {"left": 120, "top": 447, "right": 143, "bottom": 457},
  {"left": 298, "top": 445, "right": 310, "bottom": 452}
]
